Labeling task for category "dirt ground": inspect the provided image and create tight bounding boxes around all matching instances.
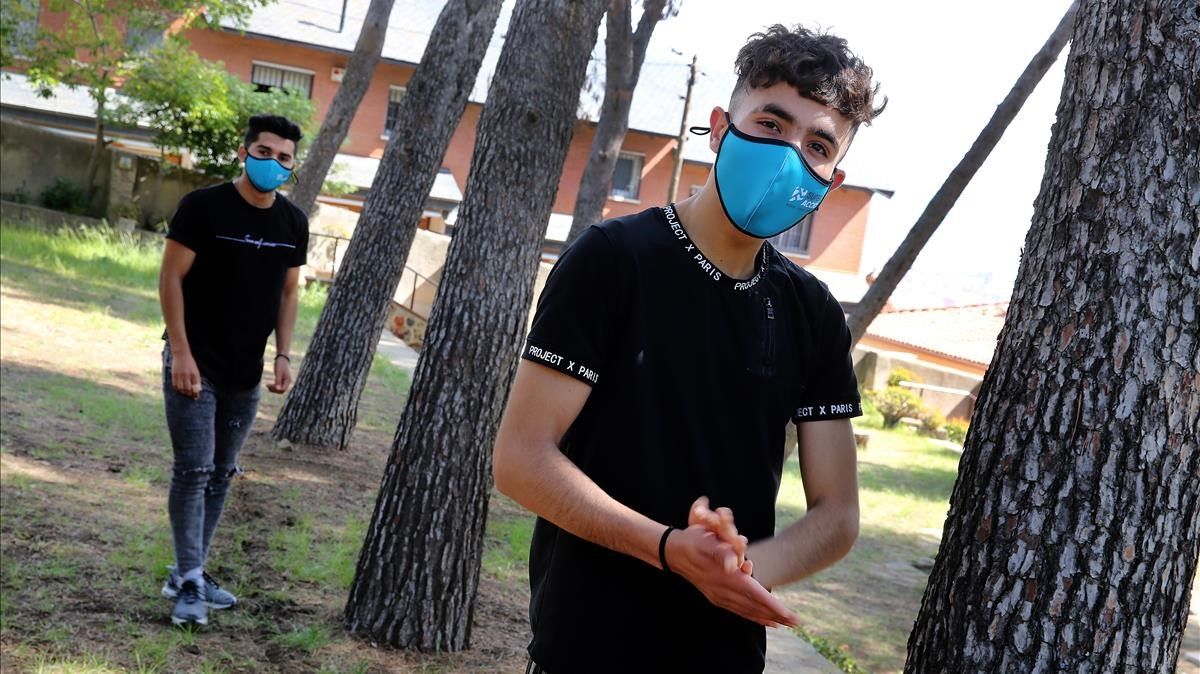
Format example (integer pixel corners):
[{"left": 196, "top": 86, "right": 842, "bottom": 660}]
[{"left": 0, "top": 282, "right": 532, "bottom": 672}]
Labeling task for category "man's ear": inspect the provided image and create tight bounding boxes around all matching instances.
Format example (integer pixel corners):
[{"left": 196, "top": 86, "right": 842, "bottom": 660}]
[
  {"left": 831, "top": 169, "right": 846, "bottom": 191},
  {"left": 236, "top": 145, "right": 247, "bottom": 162},
  {"left": 708, "top": 106, "right": 728, "bottom": 154}
]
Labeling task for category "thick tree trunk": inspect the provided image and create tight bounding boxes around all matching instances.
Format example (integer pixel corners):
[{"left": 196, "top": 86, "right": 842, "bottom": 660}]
[
  {"left": 271, "top": 0, "right": 502, "bottom": 449},
  {"left": 342, "top": 0, "right": 606, "bottom": 650},
  {"left": 905, "top": 1, "right": 1199, "bottom": 671},
  {"left": 563, "top": 0, "right": 666, "bottom": 246},
  {"left": 288, "top": 0, "right": 396, "bottom": 216},
  {"left": 845, "top": 2, "right": 1077, "bottom": 347}
]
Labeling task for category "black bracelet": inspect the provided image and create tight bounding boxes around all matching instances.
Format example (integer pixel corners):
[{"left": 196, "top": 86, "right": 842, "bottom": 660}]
[
  {"left": 275, "top": 354, "right": 290, "bottom": 363},
  {"left": 658, "top": 526, "right": 676, "bottom": 574}
]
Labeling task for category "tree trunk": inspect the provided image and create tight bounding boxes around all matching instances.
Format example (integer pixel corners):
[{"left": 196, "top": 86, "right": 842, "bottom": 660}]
[
  {"left": 905, "top": 1, "right": 1199, "bottom": 671},
  {"left": 845, "top": 2, "right": 1078, "bottom": 347},
  {"left": 271, "top": 0, "right": 503, "bottom": 449},
  {"left": 342, "top": 0, "right": 606, "bottom": 650},
  {"left": 288, "top": 0, "right": 396, "bottom": 216},
  {"left": 563, "top": 0, "right": 667, "bottom": 246},
  {"left": 86, "top": 90, "right": 108, "bottom": 209}
]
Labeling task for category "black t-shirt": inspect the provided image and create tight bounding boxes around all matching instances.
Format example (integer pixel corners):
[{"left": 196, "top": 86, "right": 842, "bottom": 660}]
[
  {"left": 521, "top": 204, "right": 861, "bottom": 673},
  {"left": 166, "top": 182, "right": 308, "bottom": 391}
]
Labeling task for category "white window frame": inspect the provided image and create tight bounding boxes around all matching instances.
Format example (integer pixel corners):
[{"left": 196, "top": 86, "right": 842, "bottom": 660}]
[
  {"left": 382, "top": 86, "right": 407, "bottom": 139},
  {"left": 610, "top": 151, "right": 644, "bottom": 202},
  {"left": 250, "top": 61, "right": 316, "bottom": 98},
  {"left": 768, "top": 213, "right": 814, "bottom": 257}
]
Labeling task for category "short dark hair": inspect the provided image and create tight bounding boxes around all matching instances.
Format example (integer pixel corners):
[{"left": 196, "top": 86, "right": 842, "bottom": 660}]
[
  {"left": 733, "top": 25, "right": 886, "bottom": 126},
  {"left": 243, "top": 114, "right": 303, "bottom": 148}
]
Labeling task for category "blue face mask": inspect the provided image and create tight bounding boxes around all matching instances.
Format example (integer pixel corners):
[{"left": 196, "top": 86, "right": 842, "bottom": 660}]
[
  {"left": 244, "top": 152, "right": 293, "bottom": 193},
  {"left": 711, "top": 115, "right": 834, "bottom": 239}
]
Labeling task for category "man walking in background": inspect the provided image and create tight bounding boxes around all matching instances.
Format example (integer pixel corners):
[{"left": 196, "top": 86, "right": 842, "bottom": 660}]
[{"left": 158, "top": 114, "right": 308, "bottom": 626}]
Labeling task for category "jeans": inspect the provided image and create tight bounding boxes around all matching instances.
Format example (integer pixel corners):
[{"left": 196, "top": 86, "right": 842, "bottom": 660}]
[{"left": 163, "top": 346, "right": 260, "bottom": 575}]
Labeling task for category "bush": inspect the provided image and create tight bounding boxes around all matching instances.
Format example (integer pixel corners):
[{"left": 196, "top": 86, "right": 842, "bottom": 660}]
[
  {"left": 919, "top": 408, "right": 946, "bottom": 438},
  {"left": 945, "top": 418, "right": 969, "bottom": 444},
  {"left": 887, "top": 366, "right": 921, "bottom": 387},
  {"left": 867, "top": 386, "right": 924, "bottom": 428},
  {"left": 39, "top": 179, "right": 89, "bottom": 215}
]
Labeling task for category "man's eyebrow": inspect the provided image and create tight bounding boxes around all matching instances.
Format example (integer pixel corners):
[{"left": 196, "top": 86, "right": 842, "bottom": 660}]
[
  {"left": 757, "top": 103, "right": 795, "bottom": 125},
  {"left": 811, "top": 127, "right": 841, "bottom": 154}
]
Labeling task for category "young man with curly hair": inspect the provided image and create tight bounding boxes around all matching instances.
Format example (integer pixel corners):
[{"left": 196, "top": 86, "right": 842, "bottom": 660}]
[
  {"left": 493, "top": 24, "right": 886, "bottom": 672},
  {"left": 158, "top": 114, "right": 308, "bottom": 626}
]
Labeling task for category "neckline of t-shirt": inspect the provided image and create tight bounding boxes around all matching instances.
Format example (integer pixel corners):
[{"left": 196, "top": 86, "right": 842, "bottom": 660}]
[
  {"left": 660, "top": 204, "right": 768, "bottom": 292},
  {"left": 225, "top": 181, "right": 280, "bottom": 212}
]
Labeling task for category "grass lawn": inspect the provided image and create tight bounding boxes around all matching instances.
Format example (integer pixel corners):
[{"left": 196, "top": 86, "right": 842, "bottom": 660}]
[
  {"left": 0, "top": 223, "right": 531, "bottom": 673},
  {"left": 776, "top": 405, "right": 961, "bottom": 673}
]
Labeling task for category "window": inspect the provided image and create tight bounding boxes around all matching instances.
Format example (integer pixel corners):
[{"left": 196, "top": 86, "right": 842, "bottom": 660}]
[
  {"left": 125, "top": 24, "right": 164, "bottom": 54},
  {"left": 768, "top": 213, "right": 814, "bottom": 256},
  {"left": 251, "top": 62, "right": 314, "bottom": 98},
  {"left": 6, "top": 0, "right": 39, "bottom": 57},
  {"left": 383, "top": 86, "right": 406, "bottom": 138},
  {"left": 610, "top": 152, "right": 643, "bottom": 200}
]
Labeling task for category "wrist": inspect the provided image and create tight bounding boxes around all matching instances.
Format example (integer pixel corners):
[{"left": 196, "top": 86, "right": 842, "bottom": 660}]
[{"left": 274, "top": 353, "right": 290, "bottom": 363}]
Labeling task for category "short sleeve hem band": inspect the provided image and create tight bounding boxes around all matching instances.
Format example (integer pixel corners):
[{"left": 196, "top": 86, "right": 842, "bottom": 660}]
[
  {"left": 522, "top": 342, "right": 600, "bottom": 386},
  {"left": 792, "top": 400, "right": 862, "bottom": 423}
]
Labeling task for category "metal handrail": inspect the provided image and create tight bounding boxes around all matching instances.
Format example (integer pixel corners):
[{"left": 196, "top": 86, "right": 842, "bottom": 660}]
[{"left": 308, "top": 231, "right": 439, "bottom": 319}]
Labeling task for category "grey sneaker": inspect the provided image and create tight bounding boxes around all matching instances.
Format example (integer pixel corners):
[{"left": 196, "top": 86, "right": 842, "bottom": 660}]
[
  {"left": 162, "top": 566, "right": 238, "bottom": 609},
  {"left": 170, "top": 579, "right": 208, "bottom": 626}
]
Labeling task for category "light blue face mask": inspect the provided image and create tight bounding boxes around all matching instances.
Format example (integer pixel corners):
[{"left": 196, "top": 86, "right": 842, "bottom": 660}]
[
  {"left": 244, "top": 152, "right": 293, "bottom": 193},
  {"left": 709, "top": 115, "right": 834, "bottom": 239}
]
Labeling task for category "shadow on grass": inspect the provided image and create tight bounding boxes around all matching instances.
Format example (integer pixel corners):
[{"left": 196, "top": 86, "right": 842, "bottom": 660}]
[
  {"left": 1, "top": 258, "right": 162, "bottom": 326},
  {"left": 857, "top": 459, "right": 959, "bottom": 505}
]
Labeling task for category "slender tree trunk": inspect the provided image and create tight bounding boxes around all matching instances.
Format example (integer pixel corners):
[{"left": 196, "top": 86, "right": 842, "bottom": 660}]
[
  {"left": 272, "top": 0, "right": 503, "bottom": 449},
  {"left": 845, "top": 2, "right": 1078, "bottom": 347},
  {"left": 86, "top": 90, "right": 108, "bottom": 209},
  {"left": 563, "top": 0, "right": 666, "bottom": 246},
  {"left": 288, "top": 0, "right": 396, "bottom": 216},
  {"left": 666, "top": 53, "right": 696, "bottom": 204},
  {"left": 905, "top": 1, "right": 1199, "bottom": 671},
  {"left": 342, "top": 0, "right": 607, "bottom": 649}
]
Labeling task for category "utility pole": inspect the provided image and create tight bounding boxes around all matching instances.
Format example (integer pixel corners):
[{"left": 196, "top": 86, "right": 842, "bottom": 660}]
[{"left": 666, "top": 54, "right": 697, "bottom": 203}]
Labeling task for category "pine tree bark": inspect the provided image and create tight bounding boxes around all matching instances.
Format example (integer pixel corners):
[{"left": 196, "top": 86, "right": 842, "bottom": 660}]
[
  {"left": 289, "top": 0, "right": 397, "bottom": 216},
  {"left": 905, "top": 1, "right": 1199, "bottom": 671},
  {"left": 271, "top": 0, "right": 502, "bottom": 449},
  {"left": 563, "top": 0, "right": 667, "bottom": 246},
  {"left": 342, "top": 0, "right": 606, "bottom": 650},
  {"left": 845, "top": 2, "right": 1077, "bottom": 347}
]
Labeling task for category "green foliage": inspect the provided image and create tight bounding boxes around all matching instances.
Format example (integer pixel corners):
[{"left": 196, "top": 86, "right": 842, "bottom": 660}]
[
  {"left": 38, "top": 179, "right": 89, "bottom": 214},
  {"left": 116, "top": 40, "right": 313, "bottom": 178},
  {"left": 919, "top": 408, "right": 946, "bottom": 437},
  {"left": 0, "top": 0, "right": 37, "bottom": 69},
  {"left": 865, "top": 386, "right": 925, "bottom": 428},
  {"left": 272, "top": 624, "right": 332, "bottom": 654},
  {"left": 320, "top": 162, "right": 358, "bottom": 197},
  {"left": 887, "top": 366, "right": 920, "bottom": 387},
  {"left": 795, "top": 625, "right": 869, "bottom": 674},
  {"left": 945, "top": 418, "right": 969, "bottom": 444}
]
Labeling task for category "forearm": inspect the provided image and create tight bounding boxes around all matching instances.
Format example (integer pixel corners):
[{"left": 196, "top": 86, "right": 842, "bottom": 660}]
[
  {"left": 746, "top": 502, "right": 858, "bottom": 589},
  {"left": 159, "top": 273, "right": 191, "bottom": 356},
  {"left": 495, "top": 442, "right": 667, "bottom": 569},
  {"left": 275, "top": 287, "right": 299, "bottom": 356}
]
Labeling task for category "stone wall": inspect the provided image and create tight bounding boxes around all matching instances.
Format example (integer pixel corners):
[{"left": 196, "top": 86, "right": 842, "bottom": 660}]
[
  {"left": 853, "top": 347, "right": 983, "bottom": 420},
  {"left": 0, "top": 118, "right": 217, "bottom": 227}
]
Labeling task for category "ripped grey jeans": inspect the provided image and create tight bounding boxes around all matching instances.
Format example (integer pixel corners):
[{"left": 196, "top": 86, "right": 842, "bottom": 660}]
[{"left": 163, "top": 346, "right": 260, "bottom": 575}]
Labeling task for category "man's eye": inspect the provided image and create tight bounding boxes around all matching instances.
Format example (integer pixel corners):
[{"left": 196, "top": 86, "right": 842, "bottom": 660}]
[
  {"left": 758, "top": 120, "right": 781, "bottom": 132},
  {"left": 809, "top": 143, "right": 829, "bottom": 157}
]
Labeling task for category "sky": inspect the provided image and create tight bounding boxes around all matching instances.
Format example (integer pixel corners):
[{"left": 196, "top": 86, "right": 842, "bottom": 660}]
[{"left": 643, "top": 0, "right": 1077, "bottom": 307}]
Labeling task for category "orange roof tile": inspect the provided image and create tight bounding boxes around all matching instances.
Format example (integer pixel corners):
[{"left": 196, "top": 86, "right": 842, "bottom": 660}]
[{"left": 865, "top": 303, "right": 1009, "bottom": 367}]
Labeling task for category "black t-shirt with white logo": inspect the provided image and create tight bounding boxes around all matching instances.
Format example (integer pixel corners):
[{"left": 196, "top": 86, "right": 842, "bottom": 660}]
[
  {"left": 521, "top": 205, "right": 861, "bottom": 673},
  {"left": 166, "top": 182, "right": 308, "bottom": 391}
]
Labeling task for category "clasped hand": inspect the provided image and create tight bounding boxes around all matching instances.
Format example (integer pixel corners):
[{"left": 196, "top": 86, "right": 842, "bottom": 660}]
[{"left": 665, "top": 496, "right": 800, "bottom": 628}]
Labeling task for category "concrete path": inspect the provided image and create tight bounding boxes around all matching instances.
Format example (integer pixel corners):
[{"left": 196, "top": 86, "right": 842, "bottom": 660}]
[
  {"left": 377, "top": 329, "right": 420, "bottom": 371},
  {"left": 765, "top": 628, "right": 841, "bottom": 673},
  {"left": 374, "top": 330, "right": 839, "bottom": 672}
]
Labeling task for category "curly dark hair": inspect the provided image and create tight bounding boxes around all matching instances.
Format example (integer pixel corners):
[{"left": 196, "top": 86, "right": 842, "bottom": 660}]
[
  {"left": 243, "top": 114, "right": 303, "bottom": 148},
  {"left": 733, "top": 24, "right": 886, "bottom": 126}
]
